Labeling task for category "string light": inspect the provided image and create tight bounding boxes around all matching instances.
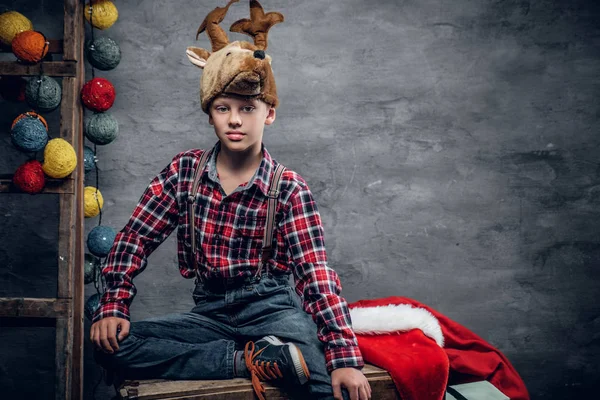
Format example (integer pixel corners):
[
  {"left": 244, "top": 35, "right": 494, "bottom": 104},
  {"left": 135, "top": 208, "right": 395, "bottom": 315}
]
[{"left": 83, "top": 2, "right": 121, "bottom": 302}]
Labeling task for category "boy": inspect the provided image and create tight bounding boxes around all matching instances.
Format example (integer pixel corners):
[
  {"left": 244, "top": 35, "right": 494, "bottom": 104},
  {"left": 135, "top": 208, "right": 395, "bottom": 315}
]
[{"left": 91, "top": 1, "right": 371, "bottom": 399}]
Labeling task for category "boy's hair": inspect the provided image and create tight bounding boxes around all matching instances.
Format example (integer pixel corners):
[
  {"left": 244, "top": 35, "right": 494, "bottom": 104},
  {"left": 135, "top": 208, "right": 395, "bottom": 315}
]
[
  {"left": 185, "top": 0, "right": 284, "bottom": 114},
  {"left": 207, "top": 93, "right": 274, "bottom": 114}
]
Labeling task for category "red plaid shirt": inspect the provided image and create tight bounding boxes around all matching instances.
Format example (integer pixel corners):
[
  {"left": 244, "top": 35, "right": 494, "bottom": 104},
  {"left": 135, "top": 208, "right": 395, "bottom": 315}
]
[{"left": 93, "top": 141, "right": 364, "bottom": 371}]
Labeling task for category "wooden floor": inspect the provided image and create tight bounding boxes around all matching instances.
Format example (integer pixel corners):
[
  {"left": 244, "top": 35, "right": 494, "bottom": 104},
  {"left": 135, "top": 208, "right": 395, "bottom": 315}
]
[{"left": 118, "top": 363, "right": 401, "bottom": 399}]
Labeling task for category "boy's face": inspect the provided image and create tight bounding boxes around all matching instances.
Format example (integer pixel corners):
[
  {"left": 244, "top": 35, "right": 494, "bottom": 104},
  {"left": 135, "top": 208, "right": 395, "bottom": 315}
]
[{"left": 208, "top": 95, "right": 276, "bottom": 154}]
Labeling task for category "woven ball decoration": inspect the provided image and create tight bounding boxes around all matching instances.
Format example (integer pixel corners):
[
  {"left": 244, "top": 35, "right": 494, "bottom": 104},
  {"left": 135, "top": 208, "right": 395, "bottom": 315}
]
[
  {"left": 86, "top": 37, "right": 121, "bottom": 71},
  {"left": 13, "top": 160, "right": 45, "bottom": 194},
  {"left": 84, "top": 293, "right": 101, "bottom": 321},
  {"left": 11, "top": 117, "right": 48, "bottom": 153},
  {"left": 83, "top": 145, "right": 96, "bottom": 173},
  {"left": 0, "top": 11, "right": 33, "bottom": 47},
  {"left": 12, "top": 30, "right": 48, "bottom": 63},
  {"left": 84, "top": 0, "right": 119, "bottom": 30},
  {"left": 85, "top": 112, "right": 118, "bottom": 145},
  {"left": 42, "top": 138, "right": 77, "bottom": 178},
  {"left": 25, "top": 75, "right": 62, "bottom": 112},
  {"left": 84, "top": 253, "right": 100, "bottom": 284},
  {"left": 12, "top": 111, "right": 48, "bottom": 131},
  {"left": 87, "top": 225, "right": 116, "bottom": 257},
  {"left": 84, "top": 186, "right": 104, "bottom": 217},
  {"left": 81, "top": 77, "right": 115, "bottom": 112},
  {"left": 0, "top": 76, "right": 26, "bottom": 102}
]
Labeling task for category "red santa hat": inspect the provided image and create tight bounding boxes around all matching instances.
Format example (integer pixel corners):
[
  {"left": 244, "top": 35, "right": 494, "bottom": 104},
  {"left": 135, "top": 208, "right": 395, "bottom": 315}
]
[
  {"left": 349, "top": 299, "right": 449, "bottom": 400},
  {"left": 348, "top": 297, "right": 530, "bottom": 400}
]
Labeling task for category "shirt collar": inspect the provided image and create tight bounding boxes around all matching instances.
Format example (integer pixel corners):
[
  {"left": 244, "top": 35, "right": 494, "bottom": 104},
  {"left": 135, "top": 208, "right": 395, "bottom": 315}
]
[{"left": 205, "top": 141, "right": 275, "bottom": 197}]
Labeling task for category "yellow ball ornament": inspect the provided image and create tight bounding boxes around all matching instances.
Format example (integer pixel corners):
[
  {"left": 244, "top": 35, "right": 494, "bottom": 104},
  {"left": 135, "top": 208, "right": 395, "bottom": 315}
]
[
  {"left": 42, "top": 138, "right": 77, "bottom": 178},
  {"left": 0, "top": 11, "right": 33, "bottom": 47},
  {"left": 84, "top": 0, "right": 118, "bottom": 30},
  {"left": 84, "top": 186, "right": 104, "bottom": 218}
]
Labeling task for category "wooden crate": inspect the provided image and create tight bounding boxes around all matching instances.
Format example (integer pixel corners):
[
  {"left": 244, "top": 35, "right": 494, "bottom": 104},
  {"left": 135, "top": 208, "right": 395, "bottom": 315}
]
[{"left": 118, "top": 363, "right": 401, "bottom": 400}]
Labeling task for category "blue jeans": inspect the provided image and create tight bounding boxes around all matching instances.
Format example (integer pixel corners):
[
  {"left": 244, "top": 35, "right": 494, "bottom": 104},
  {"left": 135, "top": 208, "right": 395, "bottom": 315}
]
[{"left": 94, "top": 273, "right": 349, "bottom": 399}]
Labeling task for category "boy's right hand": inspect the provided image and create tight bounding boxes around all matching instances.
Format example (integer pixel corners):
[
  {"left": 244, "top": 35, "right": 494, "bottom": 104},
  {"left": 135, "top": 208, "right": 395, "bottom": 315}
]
[{"left": 90, "top": 317, "right": 130, "bottom": 354}]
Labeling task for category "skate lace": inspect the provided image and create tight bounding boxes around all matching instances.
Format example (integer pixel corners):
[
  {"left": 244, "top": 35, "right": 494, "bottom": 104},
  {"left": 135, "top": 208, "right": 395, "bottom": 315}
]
[{"left": 244, "top": 340, "right": 284, "bottom": 400}]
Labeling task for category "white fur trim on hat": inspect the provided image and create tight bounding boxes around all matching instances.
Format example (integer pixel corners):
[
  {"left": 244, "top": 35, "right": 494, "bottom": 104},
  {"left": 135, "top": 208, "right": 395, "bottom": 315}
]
[{"left": 350, "top": 304, "right": 444, "bottom": 347}]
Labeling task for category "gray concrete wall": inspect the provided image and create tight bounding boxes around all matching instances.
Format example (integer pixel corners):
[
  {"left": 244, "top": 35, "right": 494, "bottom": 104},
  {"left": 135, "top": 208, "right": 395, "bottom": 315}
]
[{"left": 1, "top": 0, "right": 599, "bottom": 399}]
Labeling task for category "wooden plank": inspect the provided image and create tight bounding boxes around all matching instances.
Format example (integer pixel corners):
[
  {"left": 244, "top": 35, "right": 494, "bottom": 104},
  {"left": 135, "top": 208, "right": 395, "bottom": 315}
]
[
  {"left": 56, "top": 316, "right": 74, "bottom": 400},
  {"left": 0, "top": 175, "right": 75, "bottom": 194},
  {"left": 55, "top": 91, "right": 76, "bottom": 397},
  {"left": 0, "top": 60, "right": 77, "bottom": 76},
  {"left": 71, "top": 120, "right": 85, "bottom": 398},
  {"left": 69, "top": 0, "right": 86, "bottom": 397},
  {"left": 62, "top": 0, "right": 80, "bottom": 61},
  {"left": 0, "top": 297, "right": 70, "bottom": 318},
  {"left": 118, "top": 364, "right": 401, "bottom": 400},
  {"left": 56, "top": 0, "right": 85, "bottom": 398},
  {"left": 0, "top": 39, "right": 64, "bottom": 54}
]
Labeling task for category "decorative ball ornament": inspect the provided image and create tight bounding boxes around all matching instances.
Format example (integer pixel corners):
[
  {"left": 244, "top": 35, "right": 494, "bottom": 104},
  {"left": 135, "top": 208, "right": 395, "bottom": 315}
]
[
  {"left": 25, "top": 75, "right": 62, "bottom": 112},
  {"left": 86, "top": 37, "right": 121, "bottom": 71},
  {"left": 12, "top": 30, "right": 49, "bottom": 63},
  {"left": 0, "top": 11, "right": 33, "bottom": 46},
  {"left": 42, "top": 138, "right": 78, "bottom": 178},
  {"left": 11, "top": 117, "right": 48, "bottom": 153},
  {"left": 13, "top": 160, "right": 45, "bottom": 194},
  {"left": 0, "top": 75, "right": 26, "bottom": 102},
  {"left": 84, "top": 186, "right": 104, "bottom": 217},
  {"left": 87, "top": 225, "right": 116, "bottom": 257},
  {"left": 12, "top": 111, "right": 48, "bottom": 131},
  {"left": 84, "top": 253, "right": 100, "bottom": 284},
  {"left": 84, "top": 0, "right": 119, "bottom": 30},
  {"left": 81, "top": 77, "right": 115, "bottom": 112},
  {"left": 85, "top": 112, "right": 118, "bottom": 145},
  {"left": 84, "top": 293, "right": 101, "bottom": 321},
  {"left": 83, "top": 146, "right": 96, "bottom": 173}
]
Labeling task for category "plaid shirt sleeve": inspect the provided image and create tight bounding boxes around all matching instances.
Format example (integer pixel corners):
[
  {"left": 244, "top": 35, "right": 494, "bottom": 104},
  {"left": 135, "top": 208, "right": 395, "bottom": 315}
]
[
  {"left": 280, "top": 175, "right": 364, "bottom": 372},
  {"left": 92, "top": 154, "right": 181, "bottom": 323}
]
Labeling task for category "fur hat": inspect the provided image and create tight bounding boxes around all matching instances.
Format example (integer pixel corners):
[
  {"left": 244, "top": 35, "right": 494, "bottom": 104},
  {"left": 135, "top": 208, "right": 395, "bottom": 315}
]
[{"left": 186, "top": 0, "right": 284, "bottom": 114}]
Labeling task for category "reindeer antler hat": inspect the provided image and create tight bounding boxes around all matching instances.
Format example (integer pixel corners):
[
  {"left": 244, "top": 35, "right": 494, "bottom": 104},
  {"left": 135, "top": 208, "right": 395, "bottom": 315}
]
[{"left": 185, "top": 0, "right": 284, "bottom": 114}]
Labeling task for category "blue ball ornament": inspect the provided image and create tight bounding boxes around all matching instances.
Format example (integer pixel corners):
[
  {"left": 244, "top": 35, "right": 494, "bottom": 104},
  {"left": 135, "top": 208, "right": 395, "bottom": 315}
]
[
  {"left": 84, "top": 253, "right": 100, "bottom": 284},
  {"left": 25, "top": 75, "right": 62, "bottom": 112},
  {"left": 87, "top": 225, "right": 117, "bottom": 257},
  {"left": 83, "top": 146, "right": 96, "bottom": 173},
  {"left": 86, "top": 37, "right": 121, "bottom": 71},
  {"left": 84, "top": 293, "right": 101, "bottom": 321},
  {"left": 11, "top": 117, "right": 48, "bottom": 152},
  {"left": 85, "top": 112, "right": 118, "bottom": 145}
]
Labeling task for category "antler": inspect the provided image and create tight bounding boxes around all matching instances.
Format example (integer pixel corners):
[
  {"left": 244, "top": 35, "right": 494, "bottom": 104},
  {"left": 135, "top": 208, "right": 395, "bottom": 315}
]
[
  {"left": 229, "top": 0, "right": 284, "bottom": 51},
  {"left": 196, "top": 0, "right": 240, "bottom": 52}
]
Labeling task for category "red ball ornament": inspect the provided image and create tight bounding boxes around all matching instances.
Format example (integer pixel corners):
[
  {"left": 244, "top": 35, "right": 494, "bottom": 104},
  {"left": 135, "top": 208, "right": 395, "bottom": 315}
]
[
  {"left": 12, "top": 30, "right": 49, "bottom": 63},
  {"left": 81, "top": 77, "right": 115, "bottom": 112},
  {"left": 0, "top": 75, "right": 26, "bottom": 102},
  {"left": 13, "top": 160, "right": 46, "bottom": 194}
]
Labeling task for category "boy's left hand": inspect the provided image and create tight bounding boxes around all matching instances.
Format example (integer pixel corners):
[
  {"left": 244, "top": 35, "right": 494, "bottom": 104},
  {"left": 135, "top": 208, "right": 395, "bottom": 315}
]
[{"left": 331, "top": 367, "right": 372, "bottom": 400}]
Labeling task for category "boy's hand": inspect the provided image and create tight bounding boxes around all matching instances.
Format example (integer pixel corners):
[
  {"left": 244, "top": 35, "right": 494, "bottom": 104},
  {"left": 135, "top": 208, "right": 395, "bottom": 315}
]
[
  {"left": 331, "top": 367, "right": 372, "bottom": 400},
  {"left": 90, "top": 317, "right": 130, "bottom": 354}
]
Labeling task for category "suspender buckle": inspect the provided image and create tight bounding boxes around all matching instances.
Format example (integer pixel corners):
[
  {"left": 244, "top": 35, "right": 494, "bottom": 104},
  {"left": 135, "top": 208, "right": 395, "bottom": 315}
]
[{"left": 266, "top": 189, "right": 280, "bottom": 199}]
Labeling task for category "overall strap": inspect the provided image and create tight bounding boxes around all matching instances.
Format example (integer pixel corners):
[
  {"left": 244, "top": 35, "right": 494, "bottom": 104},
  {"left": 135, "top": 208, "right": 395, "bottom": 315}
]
[
  {"left": 187, "top": 150, "right": 211, "bottom": 279},
  {"left": 261, "top": 163, "right": 286, "bottom": 264},
  {"left": 187, "top": 155, "right": 286, "bottom": 282}
]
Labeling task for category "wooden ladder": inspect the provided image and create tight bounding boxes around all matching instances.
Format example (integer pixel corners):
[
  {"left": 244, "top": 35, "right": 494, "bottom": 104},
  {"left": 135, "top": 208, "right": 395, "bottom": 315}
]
[{"left": 0, "top": 1, "right": 85, "bottom": 399}]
